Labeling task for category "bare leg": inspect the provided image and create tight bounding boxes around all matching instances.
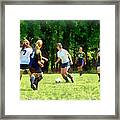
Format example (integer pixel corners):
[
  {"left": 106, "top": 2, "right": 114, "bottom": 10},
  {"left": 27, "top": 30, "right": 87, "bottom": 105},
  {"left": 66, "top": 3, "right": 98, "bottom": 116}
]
[
  {"left": 20, "top": 69, "right": 24, "bottom": 80},
  {"left": 61, "top": 68, "right": 69, "bottom": 82}
]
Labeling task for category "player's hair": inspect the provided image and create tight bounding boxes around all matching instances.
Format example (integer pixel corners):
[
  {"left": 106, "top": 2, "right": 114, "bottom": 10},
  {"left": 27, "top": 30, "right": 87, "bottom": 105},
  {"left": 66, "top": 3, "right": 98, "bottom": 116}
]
[
  {"left": 23, "top": 39, "right": 30, "bottom": 43},
  {"left": 21, "top": 39, "right": 30, "bottom": 50},
  {"left": 57, "top": 43, "right": 62, "bottom": 49},
  {"left": 79, "top": 47, "right": 83, "bottom": 51},
  {"left": 36, "top": 39, "right": 43, "bottom": 47}
]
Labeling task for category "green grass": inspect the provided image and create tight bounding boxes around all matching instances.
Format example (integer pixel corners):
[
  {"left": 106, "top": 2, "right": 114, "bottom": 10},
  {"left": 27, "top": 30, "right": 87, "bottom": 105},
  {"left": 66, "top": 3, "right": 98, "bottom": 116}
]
[{"left": 20, "top": 73, "right": 100, "bottom": 100}]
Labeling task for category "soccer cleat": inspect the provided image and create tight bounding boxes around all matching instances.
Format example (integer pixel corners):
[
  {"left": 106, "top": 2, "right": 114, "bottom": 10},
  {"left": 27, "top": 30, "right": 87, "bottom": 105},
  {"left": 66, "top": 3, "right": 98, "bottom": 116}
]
[
  {"left": 31, "top": 83, "right": 36, "bottom": 90},
  {"left": 80, "top": 72, "right": 82, "bottom": 76},
  {"left": 66, "top": 81, "right": 69, "bottom": 83}
]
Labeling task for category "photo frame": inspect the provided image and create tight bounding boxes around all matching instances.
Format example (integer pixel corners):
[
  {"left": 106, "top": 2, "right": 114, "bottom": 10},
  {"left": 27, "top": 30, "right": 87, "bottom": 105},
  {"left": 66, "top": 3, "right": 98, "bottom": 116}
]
[{"left": 0, "top": 0, "right": 119, "bottom": 119}]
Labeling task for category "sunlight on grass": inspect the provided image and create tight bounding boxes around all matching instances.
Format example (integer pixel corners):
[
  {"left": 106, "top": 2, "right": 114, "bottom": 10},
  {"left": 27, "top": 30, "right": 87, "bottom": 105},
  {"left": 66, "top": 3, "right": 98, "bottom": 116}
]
[{"left": 20, "top": 73, "right": 100, "bottom": 100}]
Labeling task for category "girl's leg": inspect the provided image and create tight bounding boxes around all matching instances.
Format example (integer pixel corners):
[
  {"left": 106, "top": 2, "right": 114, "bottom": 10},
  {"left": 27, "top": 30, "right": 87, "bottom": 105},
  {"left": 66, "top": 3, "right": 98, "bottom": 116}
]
[
  {"left": 61, "top": 68, "right": 69, "bottom": 82},
  {"left": 97, "top": 66, "right": 100, "bottom": 82},
  {"left": 66, "top": 68, "right": 74, "bottom": 83},
  {"left": 98, "top": 73, "right": 100, "bottom": 81},
  {"left": 80, "top": 66, "right": 83, "bottom": 76},
  {"left": 34, "top": 72, "right": 43, "bottom": 89},
  {"left": 77, "top": 66, "right": 82, "bottom": 76},
  {"left": 30, "top": 73, "right": 36, "bottom": 90},
  {"left": 20, "top": 69, "right": 24, "bottom": 80}
]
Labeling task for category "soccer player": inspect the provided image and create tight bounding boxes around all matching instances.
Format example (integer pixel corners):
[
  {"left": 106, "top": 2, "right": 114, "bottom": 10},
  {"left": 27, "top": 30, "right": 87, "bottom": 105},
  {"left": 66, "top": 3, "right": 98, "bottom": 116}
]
[
  {"left": 29, "top": 39, "right": 48, "bottom": 90},
  {"left": 55, "top": 43, "right": 74, "bottom": 83},
  {"left": 96, "top": 49, "right": 100, "bottom": 81},
  {"left": 20, "top": 39, "right": 33, "bottom": 80},
  {"left": 76, "top": 47, "right": 86, "bottom": 76}
]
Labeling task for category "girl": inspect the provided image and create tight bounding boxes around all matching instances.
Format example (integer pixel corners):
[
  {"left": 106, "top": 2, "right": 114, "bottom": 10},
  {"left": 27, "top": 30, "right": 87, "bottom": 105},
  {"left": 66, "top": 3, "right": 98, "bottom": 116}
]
[
  {"left": 96, "top": 49, "right": 100, "bottom": 81},
  {"left": 20, "top": 39, "right": 33, "bottom": 80},
  {"left": 55, "top": 43, "right": 74, "bottom": 83},
  {"left": 76, "top": 47, "right": 86, "bottom": 76},
  {"left": 29, "top": 39, "right": 48, "bottom": 90}
]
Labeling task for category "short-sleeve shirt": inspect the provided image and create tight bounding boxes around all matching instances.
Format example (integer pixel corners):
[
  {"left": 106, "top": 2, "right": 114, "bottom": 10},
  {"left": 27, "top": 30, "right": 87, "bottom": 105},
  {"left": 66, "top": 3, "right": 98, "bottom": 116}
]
[
  {"left": 57, "top": 49, "right": 69, "bottom": 63},
  {"left": 77, "top": 52, "right": 85, "bottom": 59},
  {"left": 20, "top": 47, "right": 33, "bottom": 64}
]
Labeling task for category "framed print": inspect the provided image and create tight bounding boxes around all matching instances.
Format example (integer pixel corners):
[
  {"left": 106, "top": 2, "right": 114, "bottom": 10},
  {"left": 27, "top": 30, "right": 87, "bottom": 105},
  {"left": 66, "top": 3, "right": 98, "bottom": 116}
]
[{"left": 0, "top": 0, "right": 119, "bottom": 119}]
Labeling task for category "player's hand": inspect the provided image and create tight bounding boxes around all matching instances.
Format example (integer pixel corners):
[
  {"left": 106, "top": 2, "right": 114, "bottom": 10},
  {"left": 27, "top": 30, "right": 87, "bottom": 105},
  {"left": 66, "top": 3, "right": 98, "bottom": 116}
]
[
  {"left": 41, "top": 64, "right": 44, "bottom": 67},
  {"left": 70, "top": 61, "right": 73, "bottom": 65},
  {"left": 38, "top": 61, "right": 44, "bottom": 67}
]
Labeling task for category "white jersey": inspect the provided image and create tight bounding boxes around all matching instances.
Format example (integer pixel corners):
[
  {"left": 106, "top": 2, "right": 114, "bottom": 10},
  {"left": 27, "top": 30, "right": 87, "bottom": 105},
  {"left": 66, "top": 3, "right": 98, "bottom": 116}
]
[
  {"left": 57, "top": 49, "right": 69, "bottom": 63},
  {"left": 20, "top": 47, "right": 33, "bottom": 64}
]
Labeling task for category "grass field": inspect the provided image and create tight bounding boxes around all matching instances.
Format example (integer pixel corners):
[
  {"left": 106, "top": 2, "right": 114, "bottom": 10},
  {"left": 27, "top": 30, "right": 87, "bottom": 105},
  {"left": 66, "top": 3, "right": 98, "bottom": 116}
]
[{"left": 20, "top": 73, "right": 100, "bottom": 100}]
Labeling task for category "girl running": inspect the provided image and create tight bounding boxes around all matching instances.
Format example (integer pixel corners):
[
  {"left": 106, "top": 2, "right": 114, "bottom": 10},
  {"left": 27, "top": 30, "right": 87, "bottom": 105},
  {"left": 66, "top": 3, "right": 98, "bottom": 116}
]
[
  {"left": 96, "top": 49, "right": 100, "bottom": 81},
  {"left": 20, "top": 39, "right": 33, "bottom": 80},
  {"left": 55, "top": 43, "right": 74, "bottom": 83},
  {"left": 29, "top": 39, "right": 48, "bottom": 90},
  {"left": 76, "top": 47, "right": 86, "bottom": 76}
]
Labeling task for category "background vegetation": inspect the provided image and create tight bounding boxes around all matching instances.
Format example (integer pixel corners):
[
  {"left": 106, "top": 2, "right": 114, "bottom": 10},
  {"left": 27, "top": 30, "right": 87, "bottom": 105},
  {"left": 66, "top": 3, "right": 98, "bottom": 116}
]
[{"left": 20, "top": 20, "right": 100, "bottom": 73}]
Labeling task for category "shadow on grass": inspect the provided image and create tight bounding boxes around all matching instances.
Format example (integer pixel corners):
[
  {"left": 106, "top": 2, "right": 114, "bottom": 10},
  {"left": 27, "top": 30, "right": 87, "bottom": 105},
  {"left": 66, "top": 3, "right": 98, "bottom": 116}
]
[
  {"left": 20, "top": 88, "right": 32, "bottom": 91},
  {"left": 42, "top": 82, "right": 73, "bottom": 85}
]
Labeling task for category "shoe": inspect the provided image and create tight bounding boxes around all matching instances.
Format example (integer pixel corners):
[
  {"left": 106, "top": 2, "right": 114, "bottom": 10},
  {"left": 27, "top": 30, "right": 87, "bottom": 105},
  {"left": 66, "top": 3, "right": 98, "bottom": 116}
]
[
  {"left": 66, "top": 80, "right": 70, "bottom": 83},
  {"left": 80, "top": 72, "right": 82, "bottom": 76},
  {"left": 31, "top": 83, "right": 36, "bottom": 90}
]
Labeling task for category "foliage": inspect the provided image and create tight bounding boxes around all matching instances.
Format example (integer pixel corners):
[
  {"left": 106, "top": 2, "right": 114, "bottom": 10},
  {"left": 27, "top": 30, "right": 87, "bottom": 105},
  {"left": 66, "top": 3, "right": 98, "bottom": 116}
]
[{"left": 20, "top": 20, "right": 100, "bottom": 72}]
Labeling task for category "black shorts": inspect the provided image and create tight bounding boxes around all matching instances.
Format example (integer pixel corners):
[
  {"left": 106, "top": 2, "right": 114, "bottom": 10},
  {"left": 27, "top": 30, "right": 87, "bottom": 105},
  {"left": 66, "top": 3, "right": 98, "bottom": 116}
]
[
  {"left": 20, "top": 64, "right": 29, "bottom": 69},
  {"left": 77, "top": 59, "right": 84, "bottom": 66},
  {"left": 61, "top": 62, "right": 69, "bottom": 68}
]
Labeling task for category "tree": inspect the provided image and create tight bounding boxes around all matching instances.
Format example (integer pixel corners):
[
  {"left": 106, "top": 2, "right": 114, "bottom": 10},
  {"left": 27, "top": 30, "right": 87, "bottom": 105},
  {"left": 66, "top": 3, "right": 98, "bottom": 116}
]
[{"left": 20, "top": 20, "right": 100, "bottom": 72}]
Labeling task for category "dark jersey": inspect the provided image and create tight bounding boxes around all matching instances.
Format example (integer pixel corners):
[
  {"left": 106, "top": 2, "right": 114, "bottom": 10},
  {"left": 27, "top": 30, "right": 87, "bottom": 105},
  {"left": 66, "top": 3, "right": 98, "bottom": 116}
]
[
  {"left": 77, "top": 52, "right": 85, "bottom": 65},
  {"left": 29, "top": 48, "right": 42, "bottom": 73},
  {"left": 77, "top": 52, "right": 85, "bottom": 59}
]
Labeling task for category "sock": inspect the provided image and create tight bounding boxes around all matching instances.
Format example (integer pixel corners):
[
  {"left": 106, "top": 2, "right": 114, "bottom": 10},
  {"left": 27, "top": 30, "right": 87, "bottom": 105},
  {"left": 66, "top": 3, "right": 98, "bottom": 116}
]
[
  {"left": 67, "top": 74, "right": 74, "bottom": 83},
  {"left": 20, "top": 75, "right": 22, "bottom": 80},
  {"left": 62, "top": 75, "right": 69, "bottom": 82},
  {"left": 30, "top": 75, "right": 35, "bottom": 84},
  {"left": 98, "top": 73, "right": 100, "bottom": 81},
  {"left": 80, "top": 71, "right": 82, "bottom": 76},
  {"left": 34, "top": 78, "right": 39, "bottom": 90},
  {"left": 30, "top": 75, "right": 36, "bottom": 90},
  {"left": 37, "top": 73, "right": 43, "bottom": 82}
]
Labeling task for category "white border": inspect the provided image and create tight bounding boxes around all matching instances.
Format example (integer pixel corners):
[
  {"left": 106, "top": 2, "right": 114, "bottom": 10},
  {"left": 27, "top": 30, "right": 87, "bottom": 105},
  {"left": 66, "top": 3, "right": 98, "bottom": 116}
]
[{"left": 5, "top": 5, "right": 115, "bottom": 115}]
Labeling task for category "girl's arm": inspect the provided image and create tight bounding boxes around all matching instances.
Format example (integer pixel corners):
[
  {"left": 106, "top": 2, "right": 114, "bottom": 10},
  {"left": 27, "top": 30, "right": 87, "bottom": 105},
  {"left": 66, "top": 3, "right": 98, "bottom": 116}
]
[
  {"left": 38, "top": 60, "right": 44, "bottom": 67},
  {"left": 42, "top": 56, "right": 48, "bottom": 61},
  {"left": 67, "top": 52, "right": 73, "bottom": 65},
  {"left": 55, "top": 57, "right": 61, "bottom": 65},
  {"left": 83, "top": 52, "right": 86, "bottom": 65}
]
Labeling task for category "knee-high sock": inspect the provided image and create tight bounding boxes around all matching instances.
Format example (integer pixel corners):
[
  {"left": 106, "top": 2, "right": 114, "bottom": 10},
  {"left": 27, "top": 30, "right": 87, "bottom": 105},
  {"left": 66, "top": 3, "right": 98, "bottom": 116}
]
[
  {"left": 62, "top": 74, "right": 69, "bottom": 82},
  {"left": 67, "top": 73, "right": 74, "bottom": 82},
  {"left": 98, "top": 73, "right": 100, "bottom": 81}
]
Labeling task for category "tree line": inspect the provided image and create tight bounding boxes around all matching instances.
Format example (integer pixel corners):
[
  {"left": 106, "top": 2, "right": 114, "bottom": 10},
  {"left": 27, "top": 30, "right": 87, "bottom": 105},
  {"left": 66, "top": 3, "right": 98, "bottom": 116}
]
[{"left": 20, "top": 20, "right": 100, "bottom": 73}]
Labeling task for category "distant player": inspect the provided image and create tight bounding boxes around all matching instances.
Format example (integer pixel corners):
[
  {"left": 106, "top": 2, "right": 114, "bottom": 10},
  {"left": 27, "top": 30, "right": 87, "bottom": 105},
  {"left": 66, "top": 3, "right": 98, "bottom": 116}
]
[
  {"left": 76, "top": 47, "right": 86, "bottom": 76},
  {"left": 96, "top": 49, "right": 100, "bottom": 81},
  {"left": 55, "top": 43, "right": 74, "bottom": 83},
  {"left": 29, "top": 39, "right": 48, "bottom": 90},
  {"left": 20, "top": 39, "right": 33, "bottom": 80}
]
